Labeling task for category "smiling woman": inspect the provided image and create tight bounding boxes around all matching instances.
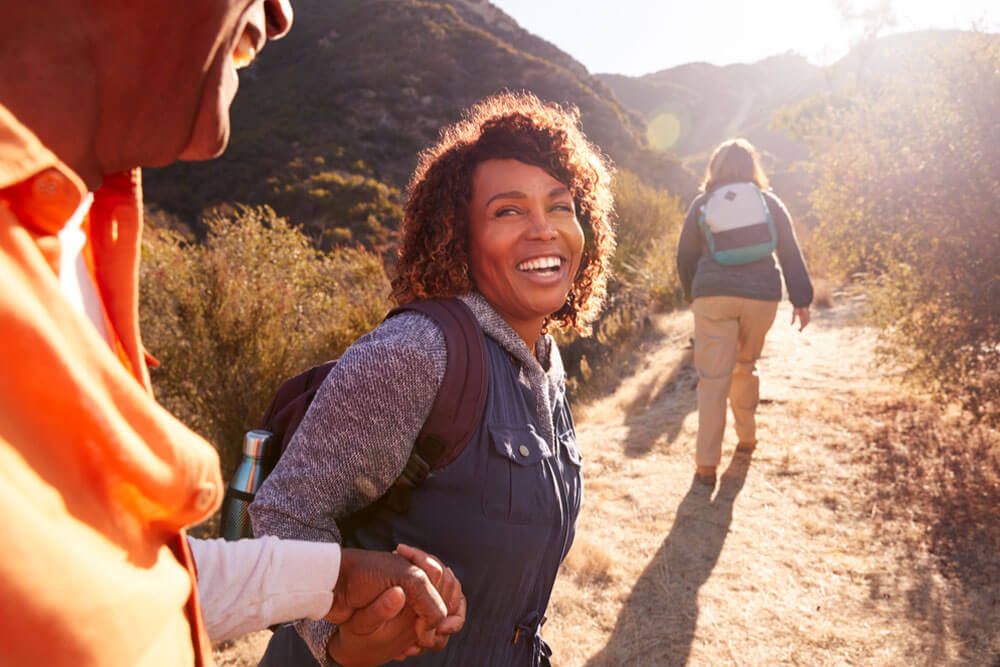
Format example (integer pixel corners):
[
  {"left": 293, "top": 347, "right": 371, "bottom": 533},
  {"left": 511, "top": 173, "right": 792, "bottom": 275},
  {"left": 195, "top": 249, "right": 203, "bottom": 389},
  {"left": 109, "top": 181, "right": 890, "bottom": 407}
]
[
  {"left": 250, "top": 92, "right": 617, "bottom": 666},
  {"left": 395, "top": 92, "right": 616, "bottom": 336},
  {"left": 467, "top": 159, "right": 585, "bottom": 346}
]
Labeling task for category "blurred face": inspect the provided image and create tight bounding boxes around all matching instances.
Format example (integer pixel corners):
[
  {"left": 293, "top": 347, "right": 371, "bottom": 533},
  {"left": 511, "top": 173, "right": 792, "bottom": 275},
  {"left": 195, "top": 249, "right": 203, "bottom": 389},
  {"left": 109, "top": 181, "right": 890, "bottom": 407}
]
[
  {"left": 467, "top": 159, "right": 585, "bottom": 346},
  {"left": 112, "top": 0, "right": 292, "bottom": 166},
  {"left": 177, "top": 0, "right": 293, "bottom": 160}
]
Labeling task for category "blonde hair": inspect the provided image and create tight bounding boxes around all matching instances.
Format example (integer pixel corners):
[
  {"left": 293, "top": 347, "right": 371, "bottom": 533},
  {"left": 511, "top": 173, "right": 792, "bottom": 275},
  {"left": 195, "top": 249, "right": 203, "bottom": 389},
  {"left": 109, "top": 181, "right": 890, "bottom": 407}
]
[{"left": 700, "top": 138, "right": 769, "bottom": 193}]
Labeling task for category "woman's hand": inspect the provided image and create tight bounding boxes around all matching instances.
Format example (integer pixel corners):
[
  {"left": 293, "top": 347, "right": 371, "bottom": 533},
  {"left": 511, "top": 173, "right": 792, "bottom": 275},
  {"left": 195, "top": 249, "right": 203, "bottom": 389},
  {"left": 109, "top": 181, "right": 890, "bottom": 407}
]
[
  {"left": 791, "top": 306, "right": 811, "bottom": 331},
  {"left": 396, "top": 544, "right": 467, "bottom": 652}
]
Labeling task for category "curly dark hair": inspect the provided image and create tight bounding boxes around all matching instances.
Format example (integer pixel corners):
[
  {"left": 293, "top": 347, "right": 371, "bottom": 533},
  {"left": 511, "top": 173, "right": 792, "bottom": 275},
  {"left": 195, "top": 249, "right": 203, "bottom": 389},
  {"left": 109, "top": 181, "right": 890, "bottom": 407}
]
[{"left": 392, "top": 91, "right": 616, "bottom": 334}]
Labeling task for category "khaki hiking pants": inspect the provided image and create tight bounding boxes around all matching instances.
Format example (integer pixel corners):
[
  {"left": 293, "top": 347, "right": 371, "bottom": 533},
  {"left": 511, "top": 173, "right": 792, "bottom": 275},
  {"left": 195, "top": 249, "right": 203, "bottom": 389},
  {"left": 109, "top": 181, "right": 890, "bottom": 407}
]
[{"left": 692, "top": 296, "right": 779, "bottom": 468}]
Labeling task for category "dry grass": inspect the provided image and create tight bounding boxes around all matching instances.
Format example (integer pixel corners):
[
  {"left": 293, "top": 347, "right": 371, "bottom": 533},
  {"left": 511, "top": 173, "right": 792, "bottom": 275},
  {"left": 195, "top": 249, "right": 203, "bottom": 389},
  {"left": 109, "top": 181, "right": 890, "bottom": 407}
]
[
  {"left": 217, "top": 294, "right": 1000, "bottom": 666},
  {"left": 212, "top": 632, "right": 270, "bottom": 666},
  {"left": 812, "top": 278, "right": 835, "bottom": 309},
  {"left": 545, "top": 296, "right": 999, "bottom": 666},
  {"left": 853, "top": 400, "right": 1000, "bottom": 664},
  {"left": 563, "top": 534, "right": 618, "bottom": 588}
]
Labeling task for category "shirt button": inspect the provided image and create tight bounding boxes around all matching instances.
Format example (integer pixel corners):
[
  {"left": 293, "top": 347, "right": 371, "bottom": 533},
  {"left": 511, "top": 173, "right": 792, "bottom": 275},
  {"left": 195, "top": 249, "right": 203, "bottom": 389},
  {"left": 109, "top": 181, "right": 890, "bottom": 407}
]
[
  {"left": 34, "top": 169, "right": 71, "bottom": 195},
  {"left": 518, "top": 445, "right": 530, "bottom": 457},
  {"left": 193, "top": 484, "right": 216, "bottom": 512},
  {"left": 32, "top": 168, "right": 78, "bottom": 209}
]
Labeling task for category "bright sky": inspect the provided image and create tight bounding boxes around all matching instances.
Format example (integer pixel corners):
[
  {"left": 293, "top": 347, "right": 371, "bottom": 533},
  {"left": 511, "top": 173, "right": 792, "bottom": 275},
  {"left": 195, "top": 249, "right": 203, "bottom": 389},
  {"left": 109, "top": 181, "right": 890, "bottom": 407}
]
[{"left": 490, "top": 0, "right": 999, "bottom": 76}]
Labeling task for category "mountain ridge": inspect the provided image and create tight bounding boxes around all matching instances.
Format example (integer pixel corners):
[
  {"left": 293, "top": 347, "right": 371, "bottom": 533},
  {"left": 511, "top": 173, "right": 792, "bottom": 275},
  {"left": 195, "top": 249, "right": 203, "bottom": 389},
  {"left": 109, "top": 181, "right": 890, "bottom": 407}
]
[
  {"left": 144, "top": 0, "right": 693, "bottom": 237},
  {"left": 144, "top": 5, "right": 990, "bottom": 246}
]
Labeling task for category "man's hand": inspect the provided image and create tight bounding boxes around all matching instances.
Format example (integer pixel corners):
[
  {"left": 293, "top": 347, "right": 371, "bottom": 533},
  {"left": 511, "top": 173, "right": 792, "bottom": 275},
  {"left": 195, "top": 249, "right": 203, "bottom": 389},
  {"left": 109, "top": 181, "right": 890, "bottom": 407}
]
[
  {"left": 791, "top": 306, "right": 811, "bottom": 331},
  {"left": 326, "top": 548, "right": 447, "bottom": 629},
  {"left": 329, "top": 602, "right": 421, "bottom": 666},
  {"left": 329, "top": 585, "right": 407, "bottom": 637},
  {"left": 325, "top": 545, "right": 466, "bottom": 666}
]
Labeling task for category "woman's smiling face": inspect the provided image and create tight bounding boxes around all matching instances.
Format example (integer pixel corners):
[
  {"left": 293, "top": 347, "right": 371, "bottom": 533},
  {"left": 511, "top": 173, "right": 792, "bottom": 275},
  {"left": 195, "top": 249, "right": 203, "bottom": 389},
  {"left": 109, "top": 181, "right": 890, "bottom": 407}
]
[{"left": 467, "top": 159, "right": 585, "bottom": 346}]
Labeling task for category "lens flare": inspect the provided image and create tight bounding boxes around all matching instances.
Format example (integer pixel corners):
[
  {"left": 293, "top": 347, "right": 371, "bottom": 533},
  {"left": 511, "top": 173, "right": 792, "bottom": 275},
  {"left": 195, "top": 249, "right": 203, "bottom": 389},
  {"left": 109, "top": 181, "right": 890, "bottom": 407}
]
[{"left": 647, "top": 112, "right": 682, "bottom": 151}]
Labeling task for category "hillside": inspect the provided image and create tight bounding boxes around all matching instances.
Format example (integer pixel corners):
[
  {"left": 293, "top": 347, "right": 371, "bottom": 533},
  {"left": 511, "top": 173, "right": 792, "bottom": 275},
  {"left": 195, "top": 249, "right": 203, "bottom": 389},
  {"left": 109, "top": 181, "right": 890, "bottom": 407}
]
[
  {"left": 600, "top": 53, "right": 817, "bottom": 165},
  {"left": 143, "top": 0, "right": 694, "bottom": 238},
  {"left": 143, "top": 13, "right": 993, "bottom": 247}
]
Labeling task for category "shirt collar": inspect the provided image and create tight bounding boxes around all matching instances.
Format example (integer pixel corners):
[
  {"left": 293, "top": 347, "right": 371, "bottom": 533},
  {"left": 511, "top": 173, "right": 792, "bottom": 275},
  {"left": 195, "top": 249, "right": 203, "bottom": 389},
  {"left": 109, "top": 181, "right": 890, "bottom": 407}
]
[{"left": 0, "top": 102, "right": 141, "bottom": 235}]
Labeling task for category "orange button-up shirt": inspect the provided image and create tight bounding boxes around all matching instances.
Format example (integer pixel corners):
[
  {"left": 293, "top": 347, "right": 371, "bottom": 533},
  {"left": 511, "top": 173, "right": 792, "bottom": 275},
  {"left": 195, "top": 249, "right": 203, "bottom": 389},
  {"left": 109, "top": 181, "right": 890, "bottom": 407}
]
[{"left": 0, "top": 103, "right": 222, "bottom": 666}]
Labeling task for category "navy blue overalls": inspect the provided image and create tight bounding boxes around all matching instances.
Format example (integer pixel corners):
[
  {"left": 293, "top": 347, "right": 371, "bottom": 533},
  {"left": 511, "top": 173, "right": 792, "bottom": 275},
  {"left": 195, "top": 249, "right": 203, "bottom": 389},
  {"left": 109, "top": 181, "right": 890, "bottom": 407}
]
[{"left": 261, "top": 333, "right": 583, "bottom": 666}]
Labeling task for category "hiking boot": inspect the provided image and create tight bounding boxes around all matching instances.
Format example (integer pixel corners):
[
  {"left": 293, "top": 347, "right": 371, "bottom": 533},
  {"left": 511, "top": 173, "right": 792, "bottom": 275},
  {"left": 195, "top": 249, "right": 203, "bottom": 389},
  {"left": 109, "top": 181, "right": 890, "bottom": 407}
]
[
  {"left": 694, "top": 465, "right": 717, "bottom": 488},
  {"left": 735, "top": 440, "right": 757, "bottom": 454}
]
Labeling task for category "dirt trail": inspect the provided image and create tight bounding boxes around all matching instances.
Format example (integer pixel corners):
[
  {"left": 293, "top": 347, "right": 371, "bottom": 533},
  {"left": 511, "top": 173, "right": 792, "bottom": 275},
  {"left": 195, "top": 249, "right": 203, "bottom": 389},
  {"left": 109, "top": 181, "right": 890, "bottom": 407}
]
[
  {"left": 547, "top": 296, "right": 995, "bottom": 666},
  {"left": 217, "top": 295, "right": 996, "bottom": 666}
]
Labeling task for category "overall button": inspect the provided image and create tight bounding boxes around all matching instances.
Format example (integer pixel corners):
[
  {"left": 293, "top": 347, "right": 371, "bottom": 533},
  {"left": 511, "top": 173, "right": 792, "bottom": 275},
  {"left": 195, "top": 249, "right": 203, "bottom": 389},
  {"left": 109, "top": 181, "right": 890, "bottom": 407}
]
[{"left": 518, "top": 445, "right": 530, "bottom": 457}]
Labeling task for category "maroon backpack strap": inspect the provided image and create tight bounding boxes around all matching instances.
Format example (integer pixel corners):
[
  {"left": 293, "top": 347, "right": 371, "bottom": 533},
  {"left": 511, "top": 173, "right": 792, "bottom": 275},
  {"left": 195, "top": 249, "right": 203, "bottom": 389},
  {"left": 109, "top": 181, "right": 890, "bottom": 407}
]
[
  {"left": 258, "top": 360, "right": 338, "bottom": 473},
  {"left": 380, "top": 297, "right": 488, "bottom": 511}
]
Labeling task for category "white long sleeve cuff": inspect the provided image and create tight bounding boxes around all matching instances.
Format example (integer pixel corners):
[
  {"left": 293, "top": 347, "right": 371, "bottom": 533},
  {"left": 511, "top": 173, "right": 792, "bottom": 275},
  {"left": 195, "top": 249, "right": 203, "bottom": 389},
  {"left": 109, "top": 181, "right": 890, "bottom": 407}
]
[{"left": 188, "top": 535, "right": 341, "bottom": 642}]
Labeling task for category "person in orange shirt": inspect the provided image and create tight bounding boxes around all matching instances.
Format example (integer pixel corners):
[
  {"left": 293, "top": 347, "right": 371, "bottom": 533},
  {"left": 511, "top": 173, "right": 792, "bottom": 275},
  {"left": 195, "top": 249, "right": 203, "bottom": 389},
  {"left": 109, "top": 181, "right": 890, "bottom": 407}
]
[{"left": 0, "top": 1, "right": 463, "bottom": 665}]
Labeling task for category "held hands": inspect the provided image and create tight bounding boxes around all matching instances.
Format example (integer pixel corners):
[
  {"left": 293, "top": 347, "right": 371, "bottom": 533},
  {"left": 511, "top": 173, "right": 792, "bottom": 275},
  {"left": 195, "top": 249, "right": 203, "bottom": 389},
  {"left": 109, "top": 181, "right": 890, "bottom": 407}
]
[
  {"left": 326, "top": 545, "right": 466, "bottom": 666},
  {"left": 394, "top": 544, "right": 466, "bottom": 654},
  {"left": 791, "top": 306, "right": 811, "bottom": 332}
]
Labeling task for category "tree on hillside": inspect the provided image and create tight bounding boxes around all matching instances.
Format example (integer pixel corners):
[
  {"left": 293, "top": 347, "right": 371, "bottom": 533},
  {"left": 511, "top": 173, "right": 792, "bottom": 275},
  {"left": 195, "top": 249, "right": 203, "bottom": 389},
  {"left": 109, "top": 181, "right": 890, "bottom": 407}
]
[
  {"left": 267, "top": 158, "right": 404, "bottom": 252},
  {"left": 783, "top": 34, "right": 1000, "bottom": 422}
]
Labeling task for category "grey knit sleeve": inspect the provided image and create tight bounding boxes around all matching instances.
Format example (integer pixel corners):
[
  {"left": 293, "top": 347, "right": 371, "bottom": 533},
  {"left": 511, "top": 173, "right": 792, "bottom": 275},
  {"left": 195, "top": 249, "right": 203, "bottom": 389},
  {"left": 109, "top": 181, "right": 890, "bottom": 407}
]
[{"left": 248, "top": 311, "right": 447, "bottom": 666}]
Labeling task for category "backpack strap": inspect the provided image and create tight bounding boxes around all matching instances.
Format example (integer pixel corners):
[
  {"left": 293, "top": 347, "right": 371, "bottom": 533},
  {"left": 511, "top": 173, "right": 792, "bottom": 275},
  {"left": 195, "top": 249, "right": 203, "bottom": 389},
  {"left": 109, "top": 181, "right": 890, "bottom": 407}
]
[
  {"left": 258, "top": 360, "right": 338, "bottom": 475},
  {"left": 380, "top": 297, "right": 488, "bottom": 512}
]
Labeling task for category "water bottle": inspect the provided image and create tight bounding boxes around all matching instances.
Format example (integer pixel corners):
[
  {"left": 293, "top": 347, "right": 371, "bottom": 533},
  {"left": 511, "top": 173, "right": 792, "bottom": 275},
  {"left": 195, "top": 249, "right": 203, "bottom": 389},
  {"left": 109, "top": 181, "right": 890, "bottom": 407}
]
[{"left": 219, "top": 429, "right": 273, "bottom": 541}]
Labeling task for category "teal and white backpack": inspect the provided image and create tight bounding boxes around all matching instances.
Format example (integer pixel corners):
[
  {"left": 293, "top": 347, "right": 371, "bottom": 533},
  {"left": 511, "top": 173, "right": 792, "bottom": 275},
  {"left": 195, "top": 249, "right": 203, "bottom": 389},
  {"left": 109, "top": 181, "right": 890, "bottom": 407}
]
[{"left": 698, "top": 182, "right": 777, "bottom": 265}]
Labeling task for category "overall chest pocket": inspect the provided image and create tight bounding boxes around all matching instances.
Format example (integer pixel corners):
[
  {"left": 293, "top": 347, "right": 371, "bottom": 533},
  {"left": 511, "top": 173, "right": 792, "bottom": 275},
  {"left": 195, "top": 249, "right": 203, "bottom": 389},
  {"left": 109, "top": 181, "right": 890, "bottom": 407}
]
[
  {"left": 559, "top": 429, "right": 583, "bottom": 467},
  {"left": 483, "top": 424, "right": 555, "bottom": 524},
  {"left": 558, "top": 429, "right": 584, "bottom": 527}
]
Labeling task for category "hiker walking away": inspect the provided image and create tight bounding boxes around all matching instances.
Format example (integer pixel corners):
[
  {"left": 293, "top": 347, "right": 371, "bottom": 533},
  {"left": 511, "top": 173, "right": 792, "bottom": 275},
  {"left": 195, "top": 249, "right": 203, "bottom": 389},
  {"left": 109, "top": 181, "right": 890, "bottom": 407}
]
[
  {"left": 676, "top": 138, "right": 813, "bottom": 489},
  {"left": 0, "top": 1, "right": 463, "bottom": 663},
  {"left": 250, "top": 91, "right": 616, "bottom": 667}
]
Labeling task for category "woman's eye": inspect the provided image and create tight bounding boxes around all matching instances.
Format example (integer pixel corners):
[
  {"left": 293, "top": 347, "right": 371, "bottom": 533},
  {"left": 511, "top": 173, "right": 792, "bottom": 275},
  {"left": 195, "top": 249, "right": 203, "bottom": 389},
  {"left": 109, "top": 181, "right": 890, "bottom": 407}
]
[
  {"left": 551, "top": 202, "right": 575, "bottom": 214},
  {"left": 495, "top": 207, "right": 521, "bottom": 217}
]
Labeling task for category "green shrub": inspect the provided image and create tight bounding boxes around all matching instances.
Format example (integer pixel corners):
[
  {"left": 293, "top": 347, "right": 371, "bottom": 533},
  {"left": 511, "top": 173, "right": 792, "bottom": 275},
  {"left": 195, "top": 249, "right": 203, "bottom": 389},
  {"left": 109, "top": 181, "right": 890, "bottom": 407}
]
[
  {"left": 139, "top": 205, "right": 391, "bottom": 477},
  {"left": 561, "top": 170, "right": 687, "bottom": 396},
  {"left": 611, "top": 169, "right": 687, "bottom": 310},
  {"left": 270, "top": 167, "right": 404, "bottom": 253},
  {"left": 783, "top": 34, "right": 1000, "bottom": 423}
]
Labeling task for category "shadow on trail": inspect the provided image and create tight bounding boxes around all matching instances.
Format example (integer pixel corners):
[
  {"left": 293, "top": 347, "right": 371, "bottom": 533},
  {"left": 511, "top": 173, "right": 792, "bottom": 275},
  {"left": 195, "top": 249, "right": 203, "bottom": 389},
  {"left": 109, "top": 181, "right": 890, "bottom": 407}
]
[
  {"left": 587, "top": 453, "right": 751, "bottom": 666},
  {"left": 620, "top": 348, "right": 698, "bottom": 458}
]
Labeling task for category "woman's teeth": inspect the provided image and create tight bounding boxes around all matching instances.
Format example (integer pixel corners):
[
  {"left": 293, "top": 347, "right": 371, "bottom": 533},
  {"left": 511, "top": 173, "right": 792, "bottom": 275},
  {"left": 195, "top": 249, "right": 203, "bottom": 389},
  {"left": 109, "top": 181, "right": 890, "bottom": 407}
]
[
  {"left": 232, "top": 31, "right": 257, "bottom": 69},
  {"left": 517, "top": 256, "right": 562, "bottom": 272}
]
